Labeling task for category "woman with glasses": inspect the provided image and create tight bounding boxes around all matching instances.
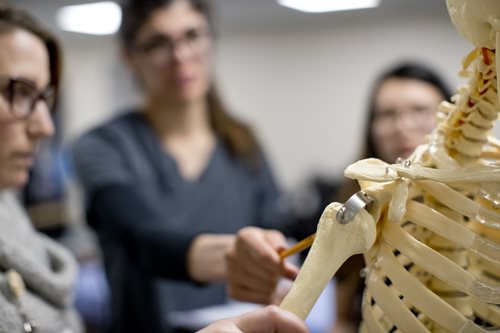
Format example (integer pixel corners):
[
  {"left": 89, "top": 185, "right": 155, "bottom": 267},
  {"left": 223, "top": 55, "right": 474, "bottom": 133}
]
[
  {"left": 367, "top": 63, "right": 451, "bottom": 166},
  {"left": 0, "top": 4, "right": 83, "bottom": 332},
  {"left": 72, "top": 0, "right": 298, "bottom": 332}
]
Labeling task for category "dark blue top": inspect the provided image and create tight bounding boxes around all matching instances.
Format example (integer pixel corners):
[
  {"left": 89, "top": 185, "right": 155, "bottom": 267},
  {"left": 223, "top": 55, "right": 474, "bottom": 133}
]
[{"left": 72, "top": 111, "right": 288, "bottom": 333}]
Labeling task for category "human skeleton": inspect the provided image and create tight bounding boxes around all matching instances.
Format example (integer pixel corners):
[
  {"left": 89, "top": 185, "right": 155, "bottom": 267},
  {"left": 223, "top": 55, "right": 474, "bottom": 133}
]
[{"left": 281, "top": 1, "right": 500, "bottom": 331}]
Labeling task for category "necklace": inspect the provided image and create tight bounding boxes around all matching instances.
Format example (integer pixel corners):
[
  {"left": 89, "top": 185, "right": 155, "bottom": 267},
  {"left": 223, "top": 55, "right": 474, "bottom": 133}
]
[{"left": 6, "top": 270, "right": 35, "bottom": 332}]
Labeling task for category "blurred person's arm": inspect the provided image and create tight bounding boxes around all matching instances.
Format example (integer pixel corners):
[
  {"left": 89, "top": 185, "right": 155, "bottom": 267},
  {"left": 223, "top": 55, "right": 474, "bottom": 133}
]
[
  {"left": 329, "top": 255, "right": 364, "bottom": 333},
  {"left": 90, "top": 184, "right": 297, "bottom": 286},
  {"left": 89, "top": 183, "right": 223, "bottom": 281},
  {"left": 197, "top": 305, "right": 309, "bottom": 333}
]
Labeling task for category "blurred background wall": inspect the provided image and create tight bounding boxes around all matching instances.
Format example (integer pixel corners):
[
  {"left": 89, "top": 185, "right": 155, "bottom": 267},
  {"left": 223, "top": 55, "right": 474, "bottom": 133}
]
[{"left": 15, "top": 0, "right": 471, "bottom": 190}]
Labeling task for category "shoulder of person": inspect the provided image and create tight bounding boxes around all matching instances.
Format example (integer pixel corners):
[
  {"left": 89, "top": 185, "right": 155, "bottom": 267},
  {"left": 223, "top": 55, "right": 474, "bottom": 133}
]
[
  {"left": 73, "top": 110, "right": 143, "bottom": 150},
  {"left": 82, "top": 109, "right": 141, "bottom": 139}
]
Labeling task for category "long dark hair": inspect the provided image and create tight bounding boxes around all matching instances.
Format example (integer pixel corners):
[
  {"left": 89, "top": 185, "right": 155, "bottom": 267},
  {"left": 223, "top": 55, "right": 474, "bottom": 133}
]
[
  {"left": 0, "top": 3, "right": 62, "bottom": 102},
  {"left": 338, "top": 62, "right": 452, "bottom": 203},
  {"left": 120, "top": 0, "right": 260, "bottom": 167},
  {"left": 364, "top": 62, "right": 453, "bottom": 161}
]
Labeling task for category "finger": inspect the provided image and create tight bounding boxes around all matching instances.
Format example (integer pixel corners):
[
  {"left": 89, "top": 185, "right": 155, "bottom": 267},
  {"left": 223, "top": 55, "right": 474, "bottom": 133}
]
[
  {"left": 231, "top": 256, "right": 279, "bottom": 281},
  {"left": 197, "top": 319, "right": 242, "bottom": 333},
  {"left": 235, "top": 229, "right": 283, "bottom": 274},
  {"left": 227, "top": 268, "right": 278, "bottom": 294},
  {"left": 227, "top": 284, "right": 275, "bottom": 304},
  {"left": 227, "top": 250, "right": 279, "bottom": 282},
  {"left": 281, "top": 261, "right": 300, "bottom": 280},
  {"left": 265, "top": 306, "right": 309, "bottom": 333},
  {"left": 264, "top": 230, "right": 300, "bottom": 280},
  {"left": 228, "top": 271, "right": 279, "bottom": 289},
  {"left": 264, "top": 230, "right": 289, "bottom": 252},
  {"left": 235, "top": 305, "right": 309, "bottom": 333},
  {"left": 239, "top": 230, "right": 281, "bottom": 265}
]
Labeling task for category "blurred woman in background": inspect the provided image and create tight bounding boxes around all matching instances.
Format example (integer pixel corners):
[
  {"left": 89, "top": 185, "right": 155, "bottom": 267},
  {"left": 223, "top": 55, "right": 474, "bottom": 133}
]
[{"left": 72, "top": 0, "right": 297, "bottom": 332}]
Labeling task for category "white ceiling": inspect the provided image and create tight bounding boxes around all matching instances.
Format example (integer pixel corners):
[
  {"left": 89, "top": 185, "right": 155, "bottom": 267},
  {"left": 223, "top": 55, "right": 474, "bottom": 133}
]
[{"left": 13, "top": 0, "right": 449, "bottom": 42}]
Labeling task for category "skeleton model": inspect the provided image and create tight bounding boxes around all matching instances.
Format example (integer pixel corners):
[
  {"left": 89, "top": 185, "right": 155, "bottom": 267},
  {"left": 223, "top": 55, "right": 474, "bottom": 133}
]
[{"left": 280, "top": 1, "right": 500, "bottom": 332}]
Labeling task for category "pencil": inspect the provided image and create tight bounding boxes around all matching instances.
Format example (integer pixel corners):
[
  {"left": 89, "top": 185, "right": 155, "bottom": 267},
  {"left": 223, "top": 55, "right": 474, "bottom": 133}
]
[{"left": 279, "top": 233, "right": 316, "bottom": 259}]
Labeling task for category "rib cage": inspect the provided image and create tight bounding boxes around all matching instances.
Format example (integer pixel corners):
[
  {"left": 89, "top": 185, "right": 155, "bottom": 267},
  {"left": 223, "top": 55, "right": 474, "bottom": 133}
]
[{"left": 357, "top": 48, "right": 500, "bottom": 333}]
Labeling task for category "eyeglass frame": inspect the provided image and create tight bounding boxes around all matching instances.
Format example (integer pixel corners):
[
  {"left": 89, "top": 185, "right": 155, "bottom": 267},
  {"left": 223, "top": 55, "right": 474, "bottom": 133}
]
[
  {"left": 372, "top": 104, "right": 437, "bottom": 131},
  {"left": 0, "top": 76, "right": 56, "bottom": 119},
  {"left": 131, "top": 26, "right": 212, "bottom": 66}
]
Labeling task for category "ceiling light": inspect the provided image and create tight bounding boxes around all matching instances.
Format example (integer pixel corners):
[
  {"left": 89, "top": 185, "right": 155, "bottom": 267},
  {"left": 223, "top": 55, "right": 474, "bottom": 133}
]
[
  {"left": 56, "top": 1, "right": 122, "bottom": 35},
  {"left": 277, "top": 0, "right": 380, "bottom": 13}
]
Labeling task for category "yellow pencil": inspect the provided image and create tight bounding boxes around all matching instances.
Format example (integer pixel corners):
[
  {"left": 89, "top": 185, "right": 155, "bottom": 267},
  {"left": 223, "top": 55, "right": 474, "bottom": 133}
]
[{"left": 279, "top": 233, "right": 316, "bottom": 259}]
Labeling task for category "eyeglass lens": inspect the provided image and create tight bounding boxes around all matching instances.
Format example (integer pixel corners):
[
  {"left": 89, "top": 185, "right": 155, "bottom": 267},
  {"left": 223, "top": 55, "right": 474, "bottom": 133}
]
[
  {"left": 2, "top": 77, "right": 55, "bottom": 118},
  {"left": 135, "top": 27, "right": 210, "bottom": 65}
]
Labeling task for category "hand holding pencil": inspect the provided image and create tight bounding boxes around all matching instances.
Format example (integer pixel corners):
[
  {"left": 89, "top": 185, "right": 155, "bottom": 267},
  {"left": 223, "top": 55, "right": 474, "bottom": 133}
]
[{"left": 226, "top": 227, "right": 300, "bottom": 304}]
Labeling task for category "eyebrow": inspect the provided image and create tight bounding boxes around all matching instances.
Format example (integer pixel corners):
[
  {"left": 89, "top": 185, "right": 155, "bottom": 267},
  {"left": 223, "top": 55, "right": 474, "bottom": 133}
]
[
  {"left": 4, "top": 76, "right": 51, "bottom": 92},
  {"left": 140, "top": 25, "right": 208, "bottom": 41},
  {"left": 12, "top": 76, "right": 37, "bottom": 87}
]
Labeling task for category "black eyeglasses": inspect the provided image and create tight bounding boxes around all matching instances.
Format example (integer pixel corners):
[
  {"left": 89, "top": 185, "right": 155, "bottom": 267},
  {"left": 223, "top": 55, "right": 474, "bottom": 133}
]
[
  {"left": 0, "top": 76, "right": 55, "bottom": 119},
  {"left": 133, "top": 26, "right": 211, "bottom": 66}
]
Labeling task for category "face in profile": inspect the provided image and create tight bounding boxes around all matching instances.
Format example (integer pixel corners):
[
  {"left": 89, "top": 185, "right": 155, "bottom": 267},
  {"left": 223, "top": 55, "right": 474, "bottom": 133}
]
[
  {"left": 371, "top": 78, "right": 444, "bottom": 163},
  {"left": 0, "top": 29, "right": 54, "bottom": 189},
  {"left": 129, "top": 0, "right": 212, "bottom": 104}
]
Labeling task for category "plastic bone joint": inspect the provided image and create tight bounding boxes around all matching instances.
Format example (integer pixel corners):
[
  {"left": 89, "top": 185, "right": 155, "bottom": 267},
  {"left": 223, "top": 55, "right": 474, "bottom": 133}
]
[{"left": 280, "top": 1, "right": 500, "bottom": 331}]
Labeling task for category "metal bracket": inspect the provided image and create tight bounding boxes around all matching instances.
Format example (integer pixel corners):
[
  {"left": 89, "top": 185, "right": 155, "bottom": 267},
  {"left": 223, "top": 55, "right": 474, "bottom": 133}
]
[{"left": 336, "top": 191, "right": 374, "bottom": 224}]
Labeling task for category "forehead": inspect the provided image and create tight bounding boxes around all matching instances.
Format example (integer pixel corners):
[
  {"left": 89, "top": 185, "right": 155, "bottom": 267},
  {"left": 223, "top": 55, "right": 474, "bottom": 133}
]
[
  {"left": 137, "top": 0, "right": 208, "bottom": 38},
  {"left": 376, "top": 78, "right": 443, "bottom": 105},
  {"left": 0, "top": 29, "right": 49, "bottom": 88}
]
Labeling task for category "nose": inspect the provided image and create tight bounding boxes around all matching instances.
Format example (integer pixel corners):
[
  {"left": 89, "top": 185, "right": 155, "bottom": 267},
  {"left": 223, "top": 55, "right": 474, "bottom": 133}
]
[
  {"left": 172, "top": 41, "right": 193, "bottom": 62},
  {"left": 27, "top": 101, "right": 55, "bottom": 139},
  {"left": 393, "top": 112, "right": 417, "bottom": 132}
]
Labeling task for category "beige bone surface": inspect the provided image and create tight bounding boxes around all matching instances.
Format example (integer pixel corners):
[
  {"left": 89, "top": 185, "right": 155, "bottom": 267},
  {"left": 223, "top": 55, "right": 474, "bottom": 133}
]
[
  {"left": 280, "top": 202, "right": 376, "bottom": 320},
  {"left": 281, "top": 0, "right": 500, "bottom": 330}
]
